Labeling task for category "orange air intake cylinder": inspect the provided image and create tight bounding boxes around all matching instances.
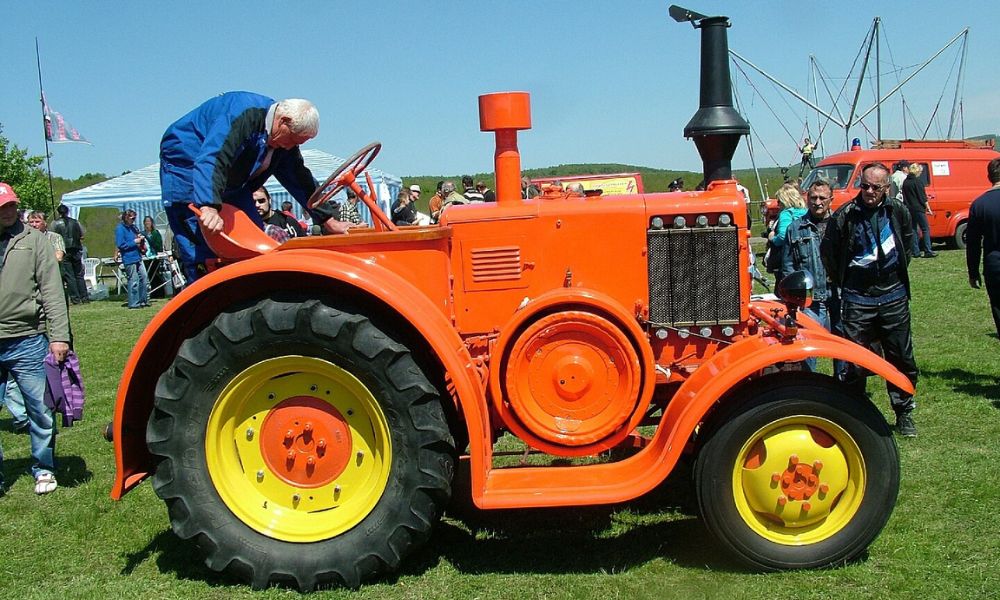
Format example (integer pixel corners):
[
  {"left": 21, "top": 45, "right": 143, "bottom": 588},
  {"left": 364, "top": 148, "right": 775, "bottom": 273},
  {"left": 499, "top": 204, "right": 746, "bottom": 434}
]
[{"left": 478, "top": 92, "right": 532, "bottom": 205}]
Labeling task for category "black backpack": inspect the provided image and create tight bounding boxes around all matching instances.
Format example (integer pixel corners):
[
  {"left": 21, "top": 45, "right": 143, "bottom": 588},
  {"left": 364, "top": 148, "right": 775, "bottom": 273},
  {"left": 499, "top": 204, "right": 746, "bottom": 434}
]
[{"left": 763, "top": 239, "right": 783, "bottom": 274}]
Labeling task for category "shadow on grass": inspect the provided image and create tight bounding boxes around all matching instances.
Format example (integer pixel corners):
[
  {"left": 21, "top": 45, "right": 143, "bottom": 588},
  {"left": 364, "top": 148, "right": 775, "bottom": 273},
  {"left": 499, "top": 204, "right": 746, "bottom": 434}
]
[
  {"left": 121, "top": 466, "right": 742, "bottom": 587},
  {"left": 396, "top": 463, "right": 742, "bottom": 578},
  {"left": 121, "top": 528, "right": 232, "bottom": 587},
  {"left": 0, "top": 454, "right": 92, "bottom": 489},
  {"left": 922, "top": 366, "right": 1000, "bottom": 403}
]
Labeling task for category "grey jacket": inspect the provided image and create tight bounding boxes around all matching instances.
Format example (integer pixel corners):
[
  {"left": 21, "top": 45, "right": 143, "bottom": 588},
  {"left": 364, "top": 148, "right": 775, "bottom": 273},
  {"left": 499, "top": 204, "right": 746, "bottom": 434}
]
[{"left": 0, "top": 222, "right": 70, "bottom": 342}]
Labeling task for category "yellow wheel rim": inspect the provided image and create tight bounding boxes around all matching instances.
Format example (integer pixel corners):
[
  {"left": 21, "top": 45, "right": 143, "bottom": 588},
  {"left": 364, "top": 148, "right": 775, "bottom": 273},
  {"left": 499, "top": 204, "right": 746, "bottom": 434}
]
[
  {"left": 205, "top": 356, "right": 391, "bottom": 543},
  {"left": 731, "top": 415, "right": 865, "bottom": 545}
]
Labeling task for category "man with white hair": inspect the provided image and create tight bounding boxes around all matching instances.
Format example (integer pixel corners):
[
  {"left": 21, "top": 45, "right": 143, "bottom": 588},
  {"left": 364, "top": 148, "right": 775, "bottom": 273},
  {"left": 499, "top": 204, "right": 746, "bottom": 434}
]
[{"left": 159, "top": 92, "right": 349, "bottom": 282}]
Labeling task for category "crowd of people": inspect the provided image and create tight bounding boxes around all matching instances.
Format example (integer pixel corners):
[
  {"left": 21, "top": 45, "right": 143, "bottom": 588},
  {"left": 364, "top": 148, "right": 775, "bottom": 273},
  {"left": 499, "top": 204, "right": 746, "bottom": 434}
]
[{"left": 765, "top": 157, "right": 1000, "bottom": 438}]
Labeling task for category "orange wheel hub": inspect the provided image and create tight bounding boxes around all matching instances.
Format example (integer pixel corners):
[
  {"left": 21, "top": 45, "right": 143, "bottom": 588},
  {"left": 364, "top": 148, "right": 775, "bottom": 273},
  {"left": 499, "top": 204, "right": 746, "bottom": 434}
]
[
  {"left": 260, "top": 396, "right": 352, "bottom": 488},
  {"left": 505, "top": 311, "right": 641, "bottom": 446}
]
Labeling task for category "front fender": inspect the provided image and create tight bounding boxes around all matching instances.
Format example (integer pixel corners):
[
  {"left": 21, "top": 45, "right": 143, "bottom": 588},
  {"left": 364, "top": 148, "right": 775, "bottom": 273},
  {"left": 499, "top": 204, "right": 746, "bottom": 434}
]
[
  {"left": 111, "top": 250, "right": 487, "bottom": 499},
  {"left": 618, "top": 327, "right": 913, "bottom": 500},
  {"left": 661, "top": 327, "right": 913, "bottom": 441}
]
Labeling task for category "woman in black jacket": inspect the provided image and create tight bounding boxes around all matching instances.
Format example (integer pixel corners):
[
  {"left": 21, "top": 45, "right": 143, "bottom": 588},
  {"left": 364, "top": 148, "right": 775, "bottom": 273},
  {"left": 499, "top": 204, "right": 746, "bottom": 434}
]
[{"left": 901, "top": 163, "right": 936, "bottom": 257}]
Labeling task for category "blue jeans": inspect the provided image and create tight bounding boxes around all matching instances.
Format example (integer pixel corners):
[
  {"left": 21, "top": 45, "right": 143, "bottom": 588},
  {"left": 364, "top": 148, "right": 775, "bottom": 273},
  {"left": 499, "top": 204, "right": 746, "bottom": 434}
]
[
  {"left": 803, "top": 298, "right": 848, "bottom": 378},
  {"left": 3, "top": 374, "right": 27, "bottom": 427},
  {"left": 910, "top": 208, "right": 933, "bottom": 255},
  {"left": 124, "top": 261, "right": 149, "bottom": 308},
  {"left": 0, "top": 334, "right": 56, "bottom": 480}
]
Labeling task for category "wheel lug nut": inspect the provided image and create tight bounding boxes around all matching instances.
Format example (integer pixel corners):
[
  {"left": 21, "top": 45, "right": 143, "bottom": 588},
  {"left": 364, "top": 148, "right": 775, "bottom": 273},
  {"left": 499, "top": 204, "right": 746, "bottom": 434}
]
[
  {"left": 789, "top": 455, "right": 799, "bottom": 466},
  {"left": 292, "top": 494, "right": 301, "bottom": 504},
  {"left": 802, "top": 502, "right": 812, "bottom": 511},
  {"left": 813, "top": 460, "right": 823, "bottom": 471},
  {"left": 256, "top": 470, "right": 264, "bottom": 482},
  {"left": 771, "top": 472, "right": 780, "bottom": 483},
  {"left": 777, "top": 496, "right": 787, "bottom": 506},
  {"left": 284, "top": 429, "right": 294, "bottom": 443},
  {"left": 334, "top": 485, "right": 342, "bottom": 496},
  {"left": 245, "top": 427, "right": 254, "bottom": 441},
  {"left": 819, "top": 483, "right": 829, "bottom": 494},
  {"left": 304, "top": 422, "right": 313, "bottom": 433},
  {"left": 307, "top": 456, "right": 316, "bottom": 466},
  {"left": 287, "top": 450, "right": 296, "bottom": 461},
  {"left": 356, "top": 450, "right": 365, "bottom": 461}
]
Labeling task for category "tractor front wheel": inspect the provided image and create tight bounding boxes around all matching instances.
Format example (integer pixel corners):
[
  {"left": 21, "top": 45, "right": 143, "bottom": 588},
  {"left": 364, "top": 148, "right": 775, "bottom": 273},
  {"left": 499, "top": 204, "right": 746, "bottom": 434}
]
[
  {"left": 694, "top": 375, "right": 899, "bottom": 570},
  {"left": 147, "top": 298, "right": 455, "bottom": 590}
]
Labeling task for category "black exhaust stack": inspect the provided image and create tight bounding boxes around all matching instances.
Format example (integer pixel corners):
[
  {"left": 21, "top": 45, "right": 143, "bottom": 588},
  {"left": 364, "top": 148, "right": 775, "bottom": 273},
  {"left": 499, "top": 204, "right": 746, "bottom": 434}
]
[{"left": 671, "top": 5, "right": 749, "bottom": 184}]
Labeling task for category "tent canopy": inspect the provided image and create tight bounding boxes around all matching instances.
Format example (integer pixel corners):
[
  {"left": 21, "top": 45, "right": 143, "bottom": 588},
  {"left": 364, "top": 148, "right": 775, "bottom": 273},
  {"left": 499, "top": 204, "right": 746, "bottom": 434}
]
[{"left": 60, "top": 149, "right": 401, "bottom": 226}]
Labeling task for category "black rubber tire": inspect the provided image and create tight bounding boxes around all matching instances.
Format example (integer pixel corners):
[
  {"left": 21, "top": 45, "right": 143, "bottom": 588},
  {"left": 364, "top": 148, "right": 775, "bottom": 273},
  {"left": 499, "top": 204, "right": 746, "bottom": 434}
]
[
  {"left": 954, "top": 221, "right": 967, "bottom": 250},
  {"left": 146, "top": 298, "right": 455, "bottom": 590},
  {"left": 694, "top": 374, "right": 899, "bottom": 570}
]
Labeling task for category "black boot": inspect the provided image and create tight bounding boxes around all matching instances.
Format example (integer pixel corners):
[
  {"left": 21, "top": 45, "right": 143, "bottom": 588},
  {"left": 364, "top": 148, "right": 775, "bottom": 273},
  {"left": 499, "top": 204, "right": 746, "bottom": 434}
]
[{"left": 894, "top": 411, "right": 917, "bottom": 437}]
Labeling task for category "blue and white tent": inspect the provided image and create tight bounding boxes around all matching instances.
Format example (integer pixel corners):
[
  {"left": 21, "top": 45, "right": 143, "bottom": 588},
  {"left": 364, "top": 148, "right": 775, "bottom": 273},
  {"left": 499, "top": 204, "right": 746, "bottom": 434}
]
[{"left": 60, "top": 149, "right": 401, "bottom": 227}]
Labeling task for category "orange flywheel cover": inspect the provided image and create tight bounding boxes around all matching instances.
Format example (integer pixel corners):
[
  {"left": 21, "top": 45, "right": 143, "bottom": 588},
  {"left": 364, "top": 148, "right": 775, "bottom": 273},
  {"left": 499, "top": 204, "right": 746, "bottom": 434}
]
[{"left": 504, "top": 311, "right": 642, "bottom": 446}]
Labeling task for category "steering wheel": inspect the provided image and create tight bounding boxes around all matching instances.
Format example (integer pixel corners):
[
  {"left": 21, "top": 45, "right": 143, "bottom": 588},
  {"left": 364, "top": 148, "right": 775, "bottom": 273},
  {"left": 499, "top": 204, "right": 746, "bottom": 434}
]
[{"left": 307, "top": 141, "right": 381, "bottom": 209}]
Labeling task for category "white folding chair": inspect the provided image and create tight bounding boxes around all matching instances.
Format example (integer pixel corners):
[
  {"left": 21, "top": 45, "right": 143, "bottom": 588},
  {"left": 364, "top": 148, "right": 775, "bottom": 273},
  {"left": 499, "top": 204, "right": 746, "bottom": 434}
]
[{"left": 82, "top": 258, "right": 101, "bottom": 290}]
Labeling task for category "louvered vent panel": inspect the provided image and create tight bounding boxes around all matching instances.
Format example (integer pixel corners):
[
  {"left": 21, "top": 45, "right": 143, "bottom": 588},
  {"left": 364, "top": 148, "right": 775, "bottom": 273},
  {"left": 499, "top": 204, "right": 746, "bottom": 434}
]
[{"left": 471, "top": 245, "right": 522, "bottom": 283}]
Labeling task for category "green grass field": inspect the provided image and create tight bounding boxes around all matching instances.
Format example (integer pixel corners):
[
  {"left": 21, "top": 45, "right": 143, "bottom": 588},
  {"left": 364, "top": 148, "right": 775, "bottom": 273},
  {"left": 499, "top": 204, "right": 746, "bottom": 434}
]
[{"left": 0, "top": 247, "right": 997, "bottom": 599}]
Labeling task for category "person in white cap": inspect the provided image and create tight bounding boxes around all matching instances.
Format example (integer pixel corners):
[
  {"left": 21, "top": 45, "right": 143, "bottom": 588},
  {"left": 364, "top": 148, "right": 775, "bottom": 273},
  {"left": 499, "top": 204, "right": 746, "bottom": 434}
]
[
  {"left": 408, "top": 184, "right": 421, "bottom": 204},
  {"left": 0, "top": 182, "right": 70, "bottom": 495}
]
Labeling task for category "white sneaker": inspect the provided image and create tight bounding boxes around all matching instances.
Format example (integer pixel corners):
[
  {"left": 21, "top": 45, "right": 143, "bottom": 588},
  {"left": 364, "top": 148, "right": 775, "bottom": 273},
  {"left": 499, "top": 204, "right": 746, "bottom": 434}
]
[{"left": 34, "top": 473, "right": 57, "bottom": 495}]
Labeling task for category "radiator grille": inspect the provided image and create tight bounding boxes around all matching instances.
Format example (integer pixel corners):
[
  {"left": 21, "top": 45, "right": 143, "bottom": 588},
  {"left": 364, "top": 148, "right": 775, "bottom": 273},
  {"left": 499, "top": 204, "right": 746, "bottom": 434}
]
[
  {"left": 647, "top": 226, "right": 741, "bottom": 325},
  {"left": 470, "top": 245, "right": 522, "bottom": 283}
]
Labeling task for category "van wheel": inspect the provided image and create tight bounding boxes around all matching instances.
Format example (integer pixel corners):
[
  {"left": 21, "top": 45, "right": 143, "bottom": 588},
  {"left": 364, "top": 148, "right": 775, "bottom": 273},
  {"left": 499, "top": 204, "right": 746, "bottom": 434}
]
[
  {"left": 694, "top": 375, "right": 899, "bottom": 570},
  {"left": 953, "top": 221, "right": 967, "bottom": 250},
  {"left": 147, "top": 298, "right": 455, "bottom": 590}
]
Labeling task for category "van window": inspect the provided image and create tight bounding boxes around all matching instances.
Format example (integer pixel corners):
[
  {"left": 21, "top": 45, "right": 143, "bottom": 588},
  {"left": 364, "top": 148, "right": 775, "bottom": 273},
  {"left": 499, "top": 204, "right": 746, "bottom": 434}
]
[
  {"left": 852, "top": 162, "right": 931, "bottom": 188},
  {"left": 914, "top": 163, "right": 931, "bottom": 185},
  {"left": 804, "top": 164, "right": 853, "bottom": 190}
]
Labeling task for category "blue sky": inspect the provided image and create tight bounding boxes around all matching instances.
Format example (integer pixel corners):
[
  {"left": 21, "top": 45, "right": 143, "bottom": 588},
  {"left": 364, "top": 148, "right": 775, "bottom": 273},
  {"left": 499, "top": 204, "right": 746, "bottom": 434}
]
[{"left": 3, "top": 1, "right": 995, "bottom": 180}]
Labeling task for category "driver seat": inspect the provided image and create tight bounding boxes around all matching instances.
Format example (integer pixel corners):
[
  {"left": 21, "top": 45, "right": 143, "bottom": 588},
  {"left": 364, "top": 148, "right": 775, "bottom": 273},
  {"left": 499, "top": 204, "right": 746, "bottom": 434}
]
[{"left": 200, "top": 204, "right": 279, "bottom": 260}]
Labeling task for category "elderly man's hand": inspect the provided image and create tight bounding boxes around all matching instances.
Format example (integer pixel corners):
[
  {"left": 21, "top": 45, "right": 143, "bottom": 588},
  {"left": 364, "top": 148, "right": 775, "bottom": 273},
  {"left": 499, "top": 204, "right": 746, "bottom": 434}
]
[
  {"left": 50, "top": 341, "right": 70, "bottom": 363},
  {"left": 322, "top": 219, "right": 352, "bottom": 235},
  {"left": 199, "top": 206, "right": 224, "bottom": 233}
]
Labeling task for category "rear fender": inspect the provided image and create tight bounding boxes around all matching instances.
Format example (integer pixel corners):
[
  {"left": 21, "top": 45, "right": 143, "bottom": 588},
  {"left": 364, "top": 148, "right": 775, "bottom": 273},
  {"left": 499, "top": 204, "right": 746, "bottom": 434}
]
[{"left": 111, "top": 250, "right": 487, "bottom": 499}]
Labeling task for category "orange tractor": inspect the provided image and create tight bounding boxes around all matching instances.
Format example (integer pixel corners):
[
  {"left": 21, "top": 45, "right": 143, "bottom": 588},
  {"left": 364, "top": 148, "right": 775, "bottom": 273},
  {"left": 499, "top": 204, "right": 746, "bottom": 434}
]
[{"left": 110, "top": 6, "right": 908, "bottom": 590}]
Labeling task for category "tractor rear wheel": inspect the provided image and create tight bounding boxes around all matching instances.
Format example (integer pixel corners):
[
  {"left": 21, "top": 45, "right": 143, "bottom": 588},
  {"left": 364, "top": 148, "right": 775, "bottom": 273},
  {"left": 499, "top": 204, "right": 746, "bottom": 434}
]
[
  {"left": 147, "top": 298, "right": 454, "bottom": 590},
  {"left": 694, "top": 375, "right": 898, "bottom": 570}
]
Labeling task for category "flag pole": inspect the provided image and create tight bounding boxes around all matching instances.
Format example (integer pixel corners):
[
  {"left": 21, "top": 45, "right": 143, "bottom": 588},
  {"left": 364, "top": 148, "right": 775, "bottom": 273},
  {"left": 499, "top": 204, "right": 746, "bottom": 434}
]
[{"left": 35, "top": 37, "right": 57, "bottom": 216}]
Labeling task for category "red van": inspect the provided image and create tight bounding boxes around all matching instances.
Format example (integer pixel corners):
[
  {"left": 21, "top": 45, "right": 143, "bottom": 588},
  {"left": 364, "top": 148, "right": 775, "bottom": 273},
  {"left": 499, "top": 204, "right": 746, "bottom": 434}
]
[{"left": 763, "top": 139, "right": 999, "bottom": 248}]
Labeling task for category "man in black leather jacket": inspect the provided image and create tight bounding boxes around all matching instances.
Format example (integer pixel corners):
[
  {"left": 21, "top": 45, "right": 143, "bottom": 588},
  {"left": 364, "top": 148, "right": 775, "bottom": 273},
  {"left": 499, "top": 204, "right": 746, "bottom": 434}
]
[{"left": 822, "top": 162, "right": 918, "bottom": 437}]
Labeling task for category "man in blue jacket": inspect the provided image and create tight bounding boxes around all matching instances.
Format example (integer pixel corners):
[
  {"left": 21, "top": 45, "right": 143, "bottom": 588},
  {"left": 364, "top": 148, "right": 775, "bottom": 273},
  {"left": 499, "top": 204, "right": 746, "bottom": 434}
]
[
  {"left": 160, "top": 92, "right": 348, "bottom": 282},
  {"left": 115, "top": 209, "right": 149, "bottom": 309}
]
